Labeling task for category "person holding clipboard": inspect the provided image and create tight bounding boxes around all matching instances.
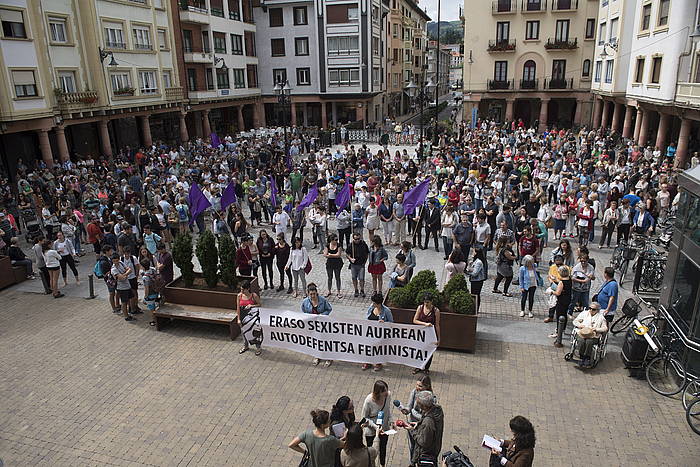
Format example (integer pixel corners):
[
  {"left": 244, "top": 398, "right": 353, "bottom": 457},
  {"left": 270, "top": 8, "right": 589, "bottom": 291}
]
[{"left": 485, "top": 416, "right": 536, "bottom": 467}]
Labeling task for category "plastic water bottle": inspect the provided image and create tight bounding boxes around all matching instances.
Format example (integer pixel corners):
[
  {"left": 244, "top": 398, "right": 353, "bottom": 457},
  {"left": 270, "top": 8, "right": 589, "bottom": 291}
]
[{"left": 376, "top": 410, "right": 384, "bottom": 428}]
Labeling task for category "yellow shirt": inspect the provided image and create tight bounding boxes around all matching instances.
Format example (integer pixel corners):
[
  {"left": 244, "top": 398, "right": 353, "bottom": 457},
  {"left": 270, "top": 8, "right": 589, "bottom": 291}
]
[{"left": 549, "top": 264, "right": 570, "bottom": 283}]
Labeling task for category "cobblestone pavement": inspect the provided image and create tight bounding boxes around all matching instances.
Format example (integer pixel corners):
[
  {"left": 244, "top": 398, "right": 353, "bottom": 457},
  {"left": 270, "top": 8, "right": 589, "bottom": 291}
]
[
  {"left": 1, "top": 289, "right": 698, "bottom": 467},
  {"left": 4, "top": 173, "right": 688, "bottom": 466}
]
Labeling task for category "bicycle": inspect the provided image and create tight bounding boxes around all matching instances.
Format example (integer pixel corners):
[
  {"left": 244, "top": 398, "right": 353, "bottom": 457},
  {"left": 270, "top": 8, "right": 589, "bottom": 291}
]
[
  {"left": 683, "top": 377, "right": 700, "bottom": 411},
  {"left": 609, "top": 297, "right": 663, "bottom": 336},
  {"left": 645, "top": 328, "right": 688, "bottom": 397},
  {"left": 686, "top": 397, "right": 700, "bottom": 435}
]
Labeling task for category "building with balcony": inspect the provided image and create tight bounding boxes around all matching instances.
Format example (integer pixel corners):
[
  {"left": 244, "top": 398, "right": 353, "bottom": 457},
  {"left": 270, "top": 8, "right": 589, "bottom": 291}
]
[
  {"left": 173, "top": 0, "right": 262, "bottom": 138},
  {"left": 386, "top": 0, "right": 430, "bottom": 119},
  {"left": 0, "top": 0, "right": 184, "bottom": 169},
  {"left": 426, "top": 41, "right": 451, "bottom": 97},
  {"left": 591, "top": 0, "right": 700, "bottom": 168},
  {"left": 443, "top": 43, "right": 463, "bottom": 88},
  {"left": 463, "top": 0, "right": 598, "bottom": 129}
]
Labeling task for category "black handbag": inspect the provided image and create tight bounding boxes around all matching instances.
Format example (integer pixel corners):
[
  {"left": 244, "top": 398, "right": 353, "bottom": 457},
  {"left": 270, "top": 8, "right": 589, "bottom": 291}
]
[{"left": 299, "top": 450, "right": 310, "bottom": 467}]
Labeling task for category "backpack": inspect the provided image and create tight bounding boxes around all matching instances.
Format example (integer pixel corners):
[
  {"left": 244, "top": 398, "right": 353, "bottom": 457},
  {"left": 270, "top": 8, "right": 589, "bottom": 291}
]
[
  {"left": 94, "top": 256, "right": 110, "bottom": 279},
  {"left": 177, "top": 205, "right": 188, "bottom": 222}
]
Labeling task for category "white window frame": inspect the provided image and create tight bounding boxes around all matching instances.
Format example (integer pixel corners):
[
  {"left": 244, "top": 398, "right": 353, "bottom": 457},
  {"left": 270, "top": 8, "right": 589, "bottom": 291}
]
[
  {"left": 157, "top": 29, "right": 168, "bottom": 50},
  {"left": 233, "top": 68, "right": 246, "bottom": 88},
  {"left": 604, "top": 60, "right": 614, "bottom": 83},
  {"left": 295, "top": 37, "right": 309, "bottom": 56},
  {"left": 58, "top": 71, "right": 76, "bottom": 93},
  {"left": 110, "top": 72, "right": 132, "bottom": 92},
  {"left": 162, "top": 70, "right": 172, "bottom": 88},
  {"left": 139, "top": 71, "right": 158, "bottom": 94},
  {"left": 525, "top": 20, "right": 539, "bottom": 40},
  {"left": 104, "top": 23, "right": 125, "bottom": 48},
  {"left": 12, "top": 70, "right": 38, "bottom": 97},
  {"left": 48, "top": 17, "right": 67, "bottom": 43},
  {"left": 0, "top": 8, "right": 27, "bottom": 39},
  {"left": 132, "top": 26, "right": 152, "bottom": 50},
  {"left": 296, "top": 67, "right": 311, "bottom": 86},
  {"left": 328, "top": 67, "right": 360, "bottom": 86},
  {"left": 327, "top": 36, "right": 359, "bottom": 55},
  {"left": 347, "top": 6, "right": 359, "bottom": 21},
  {"left": 594, "top": 61, "right": 602, "bottom": 82}
]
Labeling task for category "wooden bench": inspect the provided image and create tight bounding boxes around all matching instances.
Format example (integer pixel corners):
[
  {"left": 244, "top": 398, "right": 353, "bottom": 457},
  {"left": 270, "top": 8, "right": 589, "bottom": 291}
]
[{"left": 153, "top": 305, "right": 240, "bottom": 340}]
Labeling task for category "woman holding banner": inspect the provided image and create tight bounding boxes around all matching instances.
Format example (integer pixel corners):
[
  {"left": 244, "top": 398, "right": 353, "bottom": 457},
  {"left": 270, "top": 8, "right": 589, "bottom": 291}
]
[
  {"left": 301, "top": 284, "right": 333, "bottom": 367},
  {"left": 236, "top": 280, "right": 262, "bottom": 356},
  {"left": 412, "top": 292, "right": 441, "bottom": 375},
  {"left": 362, "top": 293, "right": 394, "bottom": 372}
]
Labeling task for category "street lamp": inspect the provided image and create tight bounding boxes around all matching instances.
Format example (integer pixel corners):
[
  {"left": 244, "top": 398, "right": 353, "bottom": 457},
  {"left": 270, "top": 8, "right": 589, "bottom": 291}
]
[
  {"left": 404, "top": 78, "right": 435, "bottom": 154},
  {"left": 99, "top": 47, "right": 118, "bottom": 66},
  {"left": 274, "top": 79, "right": 292, "bottom": 168},
  {"left": 214, "top": 56, "right": 228, "bottom": 72}
]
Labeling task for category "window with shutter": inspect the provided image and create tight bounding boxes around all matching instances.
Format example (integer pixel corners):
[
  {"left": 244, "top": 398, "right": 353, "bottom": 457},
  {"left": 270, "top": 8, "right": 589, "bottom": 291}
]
[{"left": 12, "top": 70, "right": 37, "bottom": 97}]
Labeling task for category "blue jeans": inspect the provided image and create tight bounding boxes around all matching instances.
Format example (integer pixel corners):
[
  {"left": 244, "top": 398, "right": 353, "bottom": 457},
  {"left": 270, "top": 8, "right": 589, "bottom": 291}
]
[{"left": 568, "top": 289, "right": 590, "bottom": 315}]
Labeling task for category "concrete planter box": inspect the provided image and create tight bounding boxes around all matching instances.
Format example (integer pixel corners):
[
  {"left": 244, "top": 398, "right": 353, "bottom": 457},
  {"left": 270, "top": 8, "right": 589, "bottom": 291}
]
[
  {"left": 164, "top": 273, "right": 260, "bottom": 309},
  {"left": 385, "top": 296, "right": 478, "bottom": 353}
]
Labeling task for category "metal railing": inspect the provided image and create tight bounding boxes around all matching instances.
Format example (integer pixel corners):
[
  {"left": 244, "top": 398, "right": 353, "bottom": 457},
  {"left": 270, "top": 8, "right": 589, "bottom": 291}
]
[
  {"left": 180, "top": 0, "right": 208, "bottom": 13},
  {"left": 552, "top": 0, "right": 577, "bottom": 10},
  {"left": 165, "top": 87, "right": 184, "bottom": 100},
  {"left": 57, "top": 91, "right": 99, "bottom": 106},
  {"left": 134, "top": 43, "right": 153, "bottom": 50},
  {"left": 105, "top": 41, "right": 126, "bottom": 49},
  {"left": 519, "top": 78, "right": 538, "bottom": 90},
  {"left": 544, "top": 38, "right": 578, "bottom": 49},
  {"left": 492, "top": 0, "right": 516, "bottom": 13},
  {"left": 488, "top": 79, "right": 513, "bottom": 90},
  {"left": 522, "top": 0, "right": 546, "bottom": 12},
  {"left": 545, "top": 77, "right": 573, "bottom": 89},
  {"left": 487, "top": 39, "right": 516, "bottom": 52}
]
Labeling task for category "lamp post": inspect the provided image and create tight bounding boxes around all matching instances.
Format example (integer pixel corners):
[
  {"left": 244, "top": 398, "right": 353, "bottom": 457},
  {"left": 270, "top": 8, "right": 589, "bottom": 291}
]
[
  {"left": 273, "top": 79, "right": 292, "bottom": 168},
  {"left": 404, "top": 79, "right": 436, "bottom": 148},
  {"left": 433, "top": 0, "right": 442, "bottom": 146}
]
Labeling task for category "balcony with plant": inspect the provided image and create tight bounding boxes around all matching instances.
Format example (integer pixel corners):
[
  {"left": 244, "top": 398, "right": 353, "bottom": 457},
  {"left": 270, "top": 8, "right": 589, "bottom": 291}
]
[
  {"left": 487, "top": 39, "right": 516, "bottom": 52},
  {"left": 544, "top": 38, "right": 578, "bottom": 50}
]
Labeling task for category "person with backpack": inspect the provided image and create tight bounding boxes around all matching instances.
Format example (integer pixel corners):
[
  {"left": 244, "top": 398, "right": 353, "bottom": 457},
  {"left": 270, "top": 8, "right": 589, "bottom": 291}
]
[
  {"left": 120, "top": 246, "right": 141, "bottom": 315},
  {"left": 140, "top": 257, "right": 164, "bottom": 327},
  {"left": 110, "top": 253, "right": 135, "bottom": 321},
  {"left": 96, "top": 245, "right": 120, "bottom": 313},
  {"left": 175, "top": 198, "right": 190, "bottom": 235},
  {"left": 142, "top": 224, "right": 162, "bottom": 255}
]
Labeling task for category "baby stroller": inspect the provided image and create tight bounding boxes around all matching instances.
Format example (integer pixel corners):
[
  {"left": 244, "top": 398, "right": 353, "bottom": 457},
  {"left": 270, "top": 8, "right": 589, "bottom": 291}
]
[
  {"left": 564, "top": 321, "right": 609, "bottom": 369},
  {"left": 21, "top": 208, "right": 43, "bottom": 243}
]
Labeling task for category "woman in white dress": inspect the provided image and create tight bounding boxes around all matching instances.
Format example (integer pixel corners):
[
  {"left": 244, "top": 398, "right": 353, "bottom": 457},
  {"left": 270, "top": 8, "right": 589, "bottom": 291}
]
[{"left": 365, "top": 197, "right": 380, "bottom": 243}]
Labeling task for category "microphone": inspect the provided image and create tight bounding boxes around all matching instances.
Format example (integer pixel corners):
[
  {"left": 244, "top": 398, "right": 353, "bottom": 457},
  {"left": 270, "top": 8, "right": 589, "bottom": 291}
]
[{"left": 393, "top": 399, "right": 406, "bottom": 411}]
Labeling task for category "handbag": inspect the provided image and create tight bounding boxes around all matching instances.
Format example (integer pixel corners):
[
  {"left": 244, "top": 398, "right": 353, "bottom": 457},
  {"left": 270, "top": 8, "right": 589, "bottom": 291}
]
[
  {"left": 535, "top": 271, "right": 544, "bottom": 287},
  {"left": 298, "top": 450, "right": 310, "bottom": 467},
  {"left": 304, "top": 258, "right": 312, "bottom": 274}
]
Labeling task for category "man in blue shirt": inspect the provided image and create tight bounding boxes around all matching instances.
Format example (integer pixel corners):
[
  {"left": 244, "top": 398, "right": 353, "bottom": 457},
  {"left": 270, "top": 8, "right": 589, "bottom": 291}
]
[{"left": 596, "top": 267, "right": 618, "bottom": 323}]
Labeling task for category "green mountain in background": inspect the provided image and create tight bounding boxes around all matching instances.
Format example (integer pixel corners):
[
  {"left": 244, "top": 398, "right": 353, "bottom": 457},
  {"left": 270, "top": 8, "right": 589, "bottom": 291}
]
[{"left": 427, "top": 20, "right": 463, "bottom": 44}]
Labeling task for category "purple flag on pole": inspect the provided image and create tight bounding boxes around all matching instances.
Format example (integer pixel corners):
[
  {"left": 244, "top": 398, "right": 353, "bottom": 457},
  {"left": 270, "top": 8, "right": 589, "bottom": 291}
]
[
  {"left": 402, "top": 179, "right": 430, "bottom": 215},
  {"left": 270, "top": 177, "right": 278, "bottom": 207},
  {"left": 221, "top": 181, "right": 237, "bottom": 211},
  {"left": 210, "top": 132, "right": 221, "bottom": 148},
  {"left": 188, "top": 183, "right": 212, "bottom": 225},
  {"left": 335, "top": 181, "right": 351, "bottom": 210},
  {"left": 296, "top": 184, "right": 319, "bottom": 211}
]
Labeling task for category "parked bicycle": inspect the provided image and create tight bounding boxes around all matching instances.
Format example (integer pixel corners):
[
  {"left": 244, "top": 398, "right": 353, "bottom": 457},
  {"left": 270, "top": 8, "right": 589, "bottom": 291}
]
[
  {"left": 686, "top": 394, "right": 700, "bottom": 435},
  {"left": 609, "top": 297, "right": 663, "bottom": 336},
  {"left": 645, "top": 327, "right": 688, "bottom": 397}
]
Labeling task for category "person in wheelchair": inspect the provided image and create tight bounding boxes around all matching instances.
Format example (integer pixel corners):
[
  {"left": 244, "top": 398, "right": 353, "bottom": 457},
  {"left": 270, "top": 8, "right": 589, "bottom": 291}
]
[{"left": 572, "top": 302, "right": 608, "bottom": 368}]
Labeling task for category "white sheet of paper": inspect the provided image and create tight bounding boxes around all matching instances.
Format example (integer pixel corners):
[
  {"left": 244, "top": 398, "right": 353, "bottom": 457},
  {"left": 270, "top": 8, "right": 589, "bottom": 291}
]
[
  {"left": 331, "top": 422, "right": 345, "bottom": 438},
  {"left": 383, "top": 429, "right": 397, "bottom": 435},
  {"left": 482, "top": 434, "right": 501, "bottom": 450}
]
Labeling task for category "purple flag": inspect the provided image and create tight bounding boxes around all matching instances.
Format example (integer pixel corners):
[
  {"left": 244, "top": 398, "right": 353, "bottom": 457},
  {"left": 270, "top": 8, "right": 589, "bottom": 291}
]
[
  {"left": 270, "top": 177, "right": 278, "bottom": 207},
  {"left": 402, "top": 179, "right": 430, "bottom": 216},
  {"left": 221, "top": 181, "right": 237, "bottom": 211},
  {"left": 335, "top": 181, "right": 351, "bottom": 210},
  {"left": 210, "top": 132, "right": 221, "bottom": 148},
  {"left": 188, "top": 183, "right": 212, "bottom": 225},
  {"left": 296, "top": 184, "right": 318, "bottom": 211}
]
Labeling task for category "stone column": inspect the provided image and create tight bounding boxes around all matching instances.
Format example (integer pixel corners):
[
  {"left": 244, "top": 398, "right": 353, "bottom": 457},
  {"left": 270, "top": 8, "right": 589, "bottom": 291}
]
[
  {"left": 656, "top": 112, "right": 671, "bottom": 151},
  {"left": 331, "top": 102, "right": 338, "bottom": 126},
  {"left": 633, "top": 107, "right": 643, "bottom": 142},
  {"left": 600, "top": 100, "right": 610, "bottom": 129},
  {"left": 505, "top": 99, "right": 514, "bottom": 122},
  {"left": 36, "top": 129, "right": 54, "bottom": 168},
  {"left": 98, "top": 119, "right": 113, "bottom": 158},
  {"left": 538, "top": 98, "right": 549, "bottom": 132},
  {"left": 611, "top": 102, "right": 622, "bottom": 133},
  {"left": 202, "top": 109, "right": 211, "bottom": 136},
  {"left": 303, "top": 102, "right": 309, "bottom": 126},
  {"left": 638, "top": 109, "right": 650, "bottom": 146},
  {"left": 574, "top": 99, "right": 583, "bottom": 125},
  {"left": 237, "top": 105, "right": 245, "bottom": 131},
  {"left": 321, "top": 101, "right": 328, "bottom": 128},
  {"left": 592, "top": 97, "right": 602, "bottom": 128},
  {"left": 675, "top": 118, "right": 692, "bottom": 169},
  {"left": 622, "top": 105, "right": 634, "bottom": 139},
  {"left": 291, "top": 101, "right": 297, "bottom": 127},
  {"left": 54, "top": 125, "right": 70, "bottom": 162},
  {"left": 139, "top": 115, "right": 152, "bottom": 147},
  {"left": 179, "top": 112, "right": 189, "bottom": 142}
]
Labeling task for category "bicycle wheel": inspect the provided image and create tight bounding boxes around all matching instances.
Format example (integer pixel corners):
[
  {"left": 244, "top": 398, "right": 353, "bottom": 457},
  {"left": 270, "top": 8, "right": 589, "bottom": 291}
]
[
  {"left": 610, "top": 313, "right": 635, "bottom": 335},
  {"left": 646, "top": 354, "right": 687, "bottom": 396},
  {"left": 619, "top": 260, "right": 629, "bottom": 284},
  {"left": 686, "top": 399, "right": 700, "bottom": 435},
  {"left": 683, "top": 379, "right": 700, "bottom": 411}
]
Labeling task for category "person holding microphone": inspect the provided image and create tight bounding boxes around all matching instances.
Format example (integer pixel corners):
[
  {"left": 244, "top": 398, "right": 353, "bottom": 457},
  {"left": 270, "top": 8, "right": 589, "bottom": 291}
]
[{"left": 361, "top": 380, "right": 393, "bottom": 467}]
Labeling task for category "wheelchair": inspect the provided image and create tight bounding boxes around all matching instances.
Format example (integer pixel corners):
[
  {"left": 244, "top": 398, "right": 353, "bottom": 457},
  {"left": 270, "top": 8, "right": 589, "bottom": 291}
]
[{"left": 564, "top": 326, "right": 609, "bottom": 368}]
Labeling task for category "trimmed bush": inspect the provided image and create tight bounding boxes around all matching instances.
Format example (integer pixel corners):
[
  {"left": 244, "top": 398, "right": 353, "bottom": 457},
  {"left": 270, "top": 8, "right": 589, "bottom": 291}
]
[
  {"left": 195, "top": 230, "right": 219, "bottom": 288},
  {"left": 442, "top": 274, "right": 469, "bottom": 303},
  {"left": 449, "top": 290, "right": 476, "bottom": 315},
  {"left": 406, "top": 270, "right": 437, "bottom": 295},
  {"left": 172, "top": 232, "right": 195, "bottom": 287},
  {"left": 387, "top": 287, "right": 414, "bottom": 309},
  {"left": 414, "top": 287, "right": 442, "bottom": 309},
  {"left": 218, "top": 235, "right": 237, "bottom": 289}
]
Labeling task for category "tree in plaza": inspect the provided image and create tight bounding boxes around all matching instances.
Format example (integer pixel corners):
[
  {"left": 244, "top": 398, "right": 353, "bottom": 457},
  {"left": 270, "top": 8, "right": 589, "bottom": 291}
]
[
  {"left": 195, "top": 230, "right": 219, "bottom": 288},
  {"left": 218, "top": 235, "right": 237, "bottom": 290}
]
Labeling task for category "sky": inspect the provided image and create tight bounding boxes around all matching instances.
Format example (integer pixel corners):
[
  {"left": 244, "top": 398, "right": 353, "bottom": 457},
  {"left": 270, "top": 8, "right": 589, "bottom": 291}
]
[{"left": 423, "top": 0, "right": 461, "bottom": 22}]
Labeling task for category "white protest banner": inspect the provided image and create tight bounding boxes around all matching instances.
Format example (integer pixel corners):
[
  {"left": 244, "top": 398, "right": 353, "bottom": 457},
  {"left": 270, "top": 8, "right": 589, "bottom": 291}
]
[{"left": 259, "top": 308, "right": 437, "bottom": 369}]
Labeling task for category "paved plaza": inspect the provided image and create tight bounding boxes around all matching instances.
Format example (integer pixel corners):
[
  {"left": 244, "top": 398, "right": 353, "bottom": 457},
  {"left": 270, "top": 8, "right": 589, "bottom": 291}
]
[{"left": 1, "top": 228, "right": 699, "bottom": 467}]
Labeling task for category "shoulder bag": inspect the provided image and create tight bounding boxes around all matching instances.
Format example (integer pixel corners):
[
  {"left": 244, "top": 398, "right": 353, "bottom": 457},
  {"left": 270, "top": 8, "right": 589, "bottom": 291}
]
[{"left": 298, "top": 450, "right": 310, "bottom": 467}]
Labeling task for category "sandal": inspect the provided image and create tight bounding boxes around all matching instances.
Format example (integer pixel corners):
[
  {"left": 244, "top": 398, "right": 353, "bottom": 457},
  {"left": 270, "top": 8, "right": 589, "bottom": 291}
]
[
  {"left": 255, "top": 348, "right": 262, "bottom": 356},
  {"left": 239, "top": 346, "right": 249, "bottom": 354},
  {"left": 337, "top": 293, "right": 343, "bottom": 299},
  {"left": 149, "top": 321, "right": 156, "bottom": 327}
]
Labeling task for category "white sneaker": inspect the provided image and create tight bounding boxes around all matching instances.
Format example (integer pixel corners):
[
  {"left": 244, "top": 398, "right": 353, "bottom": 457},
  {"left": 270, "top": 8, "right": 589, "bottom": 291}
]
[
  {"left": 528, "top": 312, "right": 534, "bottom": 318},
  {"left": 519, "top": 311, "right": 525, "bottom": 317},
  {"left": 312, "top": 358, "right": 320, "bottom": 366},
  {"left": 548, "top": 333, "right": 557, "bottom": 338}
]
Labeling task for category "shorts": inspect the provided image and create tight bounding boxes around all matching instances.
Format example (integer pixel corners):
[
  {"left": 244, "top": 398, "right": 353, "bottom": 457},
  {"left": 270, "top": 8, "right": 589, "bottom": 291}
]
[
  {"left": 105, "top": 281, "right": 116, "bottom": 293},
  {"left": 129, "top": 277, "right": 138, "bottom": 290},
  {"left": 554, "top": 219, "right": 566, "bottom": 230},
  {"left": 350, "top": 264, "right": 366, "bottom": 281},
  {"left": 117, "top": 288, "right": 133, "bottom": 301},
  {"left": 47, "top": 266, "right": 60, "bottom": 271}
]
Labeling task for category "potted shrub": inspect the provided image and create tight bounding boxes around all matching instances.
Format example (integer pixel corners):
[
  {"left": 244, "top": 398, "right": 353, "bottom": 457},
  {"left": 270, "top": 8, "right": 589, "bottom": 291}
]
[
  {"left": 172, "top": 232, "right": 194, "bottom": 287},
  {"left": 385, "top": 270, "right": 479, "bottom": 352},
  {"left": 195, "top": 230, "right": 219, "bottom": 288},
  {"left": 218, "top": 235, "right": 238, "bottom": 290}
]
